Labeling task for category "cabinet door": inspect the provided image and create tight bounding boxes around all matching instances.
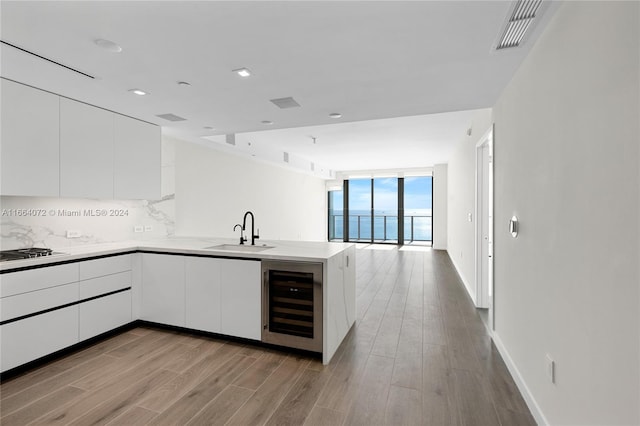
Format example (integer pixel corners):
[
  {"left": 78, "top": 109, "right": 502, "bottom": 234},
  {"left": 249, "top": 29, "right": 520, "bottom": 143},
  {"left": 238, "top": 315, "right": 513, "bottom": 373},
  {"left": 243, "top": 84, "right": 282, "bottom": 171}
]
[
  {"left": 79, "top": 290, "right": 132, "bottom": 341},
  {"left": 185, "top": 257, "right": 221, "bottom": 333},
  {"left": 1, "top": 79, "right": 60, "bottom": 196},
  {"left": 220, "top": 259, "right": 261, "bottom": 340},
  {"left": 141, "top": 254, "right": 185, "bottom": 327},
  {"left": 1, "top": 305, "right": 78, "bottom": 372},
  {"left": 114, "top": 114, "right": 161, "bottom": 200},
  {"left": 60, "top": 98, "right": 114, "bottom": 198}
]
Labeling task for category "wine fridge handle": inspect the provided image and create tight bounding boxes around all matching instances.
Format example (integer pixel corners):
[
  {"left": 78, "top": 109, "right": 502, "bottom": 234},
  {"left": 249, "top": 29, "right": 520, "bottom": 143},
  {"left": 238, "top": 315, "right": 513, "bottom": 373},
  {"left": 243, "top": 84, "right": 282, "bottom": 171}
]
[{"left": 263, "top": 271, "right": 268, "bottom": 330}]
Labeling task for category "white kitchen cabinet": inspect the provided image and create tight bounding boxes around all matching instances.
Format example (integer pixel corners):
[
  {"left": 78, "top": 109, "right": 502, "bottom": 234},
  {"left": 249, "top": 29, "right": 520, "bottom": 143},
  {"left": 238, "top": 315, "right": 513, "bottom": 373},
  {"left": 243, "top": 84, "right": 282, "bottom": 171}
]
[
  {"left": 78, "top": 255, "right": 133, "bottom": 341},
  {"left": 185, "top": 257, "right": 221, "bottom": 333},
  {"left": 60, "top": 97, "right": 114, "bottom": 198},
  {"left": 0, "top": 263, "right": 78, "bottom": 298},
  {"left": 219, "top": 259, "right": 261, "bottom": 340},
  {"left": 79, "top": 254, "right": 132, "bottom": 281},
  {"left": 0, "top": 78, "right": 60, "bottom": 196},
  {"left": 0, "top": 282, "right": 79, "bottom": 322},
  {"left": 2, "top": 80, "right": 160, "bottom": 199},
  {"left": 79, "top": 290, "right": 132, "bottom": 341},
  {"left": 1, "top": 305, "right": 78, "bottom": 372},
  {"left": 114, "top": 114, "right": 161, "bottom": 200},
  {"left": 141, "top": 254, "right": 185, "bottom": 327}
]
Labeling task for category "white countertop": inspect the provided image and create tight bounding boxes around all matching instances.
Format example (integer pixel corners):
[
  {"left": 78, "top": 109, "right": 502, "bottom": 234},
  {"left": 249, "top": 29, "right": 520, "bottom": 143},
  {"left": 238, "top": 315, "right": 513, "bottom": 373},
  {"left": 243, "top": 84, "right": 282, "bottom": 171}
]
[{"left": 0, "top": 237, "right": 355, "bottom": 272}]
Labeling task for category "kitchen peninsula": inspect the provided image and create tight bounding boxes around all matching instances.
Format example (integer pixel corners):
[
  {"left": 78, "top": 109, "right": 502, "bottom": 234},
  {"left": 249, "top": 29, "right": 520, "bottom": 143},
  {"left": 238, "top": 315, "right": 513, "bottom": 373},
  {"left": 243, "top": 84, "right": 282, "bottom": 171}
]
[{"left": 0, "top": 238, "right": 356, "bottom": 375}]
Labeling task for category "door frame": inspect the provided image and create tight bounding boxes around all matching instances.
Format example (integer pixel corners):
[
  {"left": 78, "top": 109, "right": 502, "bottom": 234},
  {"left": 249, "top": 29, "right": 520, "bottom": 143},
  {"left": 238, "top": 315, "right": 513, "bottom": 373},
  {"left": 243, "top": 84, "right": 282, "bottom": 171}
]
[{"left": 474, "top": 126, "right": 494, "bottom": 326}]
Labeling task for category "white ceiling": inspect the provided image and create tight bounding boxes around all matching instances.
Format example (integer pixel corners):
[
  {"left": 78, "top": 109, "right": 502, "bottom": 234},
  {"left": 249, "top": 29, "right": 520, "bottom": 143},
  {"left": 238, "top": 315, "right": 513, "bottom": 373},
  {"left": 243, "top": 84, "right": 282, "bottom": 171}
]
[{"left": 0, "top": 1, "right": 556, "bottom": 178}]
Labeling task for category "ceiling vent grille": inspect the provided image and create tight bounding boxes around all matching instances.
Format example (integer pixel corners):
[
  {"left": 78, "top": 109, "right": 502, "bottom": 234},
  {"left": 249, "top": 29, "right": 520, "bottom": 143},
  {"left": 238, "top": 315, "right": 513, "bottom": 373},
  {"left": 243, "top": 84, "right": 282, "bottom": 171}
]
[
  {"left": 226, "top": 134, "right": 236, "bottom": 146},
  {"left": 283, "top": 152, "right": 289, "bottom": 163},
  {"left": 270, "top": 97, "right": 301, "bottom": 109},
  {"left": 496, "top": 0, "right": 544, "bottom": 50},
  {"left": 156, "top": 113, "right": 187, "bottom": 122}
]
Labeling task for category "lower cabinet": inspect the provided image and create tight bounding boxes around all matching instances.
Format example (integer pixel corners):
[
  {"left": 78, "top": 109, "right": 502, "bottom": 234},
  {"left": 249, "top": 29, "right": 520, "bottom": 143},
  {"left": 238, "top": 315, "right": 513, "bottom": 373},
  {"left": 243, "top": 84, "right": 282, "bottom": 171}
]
[
  {"left": 79, "top": 290, "right": 132, "bottom": 341},
  {"left": 1, "top": 306, "right": 79, "bottom": 372},
  {"left": 176, "top": 255, "right": 261, "bottom": 340},
  {"left": 185, "top": 257, "right": 221, "bottom": 333},
  {"left": 1, "top": 252, "right": 262, "bottom": 373},
  {"left": 220, "top": 259, "right": 261, "bottom": 340},
  {"left": 141, "top": 254, "right": 185, "bottom": 327}
]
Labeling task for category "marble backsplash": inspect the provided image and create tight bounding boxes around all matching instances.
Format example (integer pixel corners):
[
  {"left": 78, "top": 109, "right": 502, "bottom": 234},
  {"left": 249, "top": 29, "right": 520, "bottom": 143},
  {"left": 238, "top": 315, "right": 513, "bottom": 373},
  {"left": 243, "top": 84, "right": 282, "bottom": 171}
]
[
  {"left": 0, "top": 136, "right": 177, "bottom": 250},
  {"left": 0, "top": 195, "right": 175, "bottom": 250}
]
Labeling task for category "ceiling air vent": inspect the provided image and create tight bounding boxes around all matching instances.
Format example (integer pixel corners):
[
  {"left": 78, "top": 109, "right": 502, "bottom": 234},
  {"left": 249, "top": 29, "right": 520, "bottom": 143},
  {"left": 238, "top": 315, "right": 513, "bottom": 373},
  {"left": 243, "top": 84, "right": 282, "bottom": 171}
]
[
  {"left": 156, "top": 113, "right": 187, "bottom": 122},
  {"left": 283, "top": 152, "right": 289, "bottom": 163},
  {"left": 270, "top": 97, "right": 301, "bottom": 109},
  {"left": 226, "top": 134, "right": 236, "bottom": 146},
  {"left": 496, "top": 0, "right": 544, "bottom": 50}
]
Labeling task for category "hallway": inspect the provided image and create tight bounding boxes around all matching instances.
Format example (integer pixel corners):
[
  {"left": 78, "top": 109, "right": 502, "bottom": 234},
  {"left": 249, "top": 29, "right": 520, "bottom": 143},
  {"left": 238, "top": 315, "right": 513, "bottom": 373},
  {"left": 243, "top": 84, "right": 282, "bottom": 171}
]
[{"left": 333, "top": 245, "right": 534, "bottom": 425}]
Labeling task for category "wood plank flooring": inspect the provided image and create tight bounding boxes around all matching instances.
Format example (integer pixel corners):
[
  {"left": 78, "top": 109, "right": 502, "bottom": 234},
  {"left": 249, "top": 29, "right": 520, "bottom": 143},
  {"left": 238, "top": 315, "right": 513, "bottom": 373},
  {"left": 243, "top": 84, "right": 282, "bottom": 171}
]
[{"left": 0, "top": 247, "right": 536, "bottom": 425}]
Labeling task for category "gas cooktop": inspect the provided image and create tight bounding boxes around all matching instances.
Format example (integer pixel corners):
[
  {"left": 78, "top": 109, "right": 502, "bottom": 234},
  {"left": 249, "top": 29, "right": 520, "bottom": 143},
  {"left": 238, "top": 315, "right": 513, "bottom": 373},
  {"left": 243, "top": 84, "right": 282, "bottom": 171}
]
[{"left": 0, "top": 248, "right": 61, "bottom": 262}]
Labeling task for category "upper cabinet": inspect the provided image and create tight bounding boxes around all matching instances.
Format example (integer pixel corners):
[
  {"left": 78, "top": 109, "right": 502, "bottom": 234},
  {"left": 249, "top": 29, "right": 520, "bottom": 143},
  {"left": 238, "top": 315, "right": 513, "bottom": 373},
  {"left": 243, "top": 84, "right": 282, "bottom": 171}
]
[
  {"left": 1, "top": 79, "right": 60, "bottom": 197},
  {"left": 114, "top": 114, "right": 161, "bottom": 200},
  {"left": 60, "top": 98, "right": 115, "bottom": 199},
  {"left": 1, "top": 79, "right": 161, "bottom": 200}
]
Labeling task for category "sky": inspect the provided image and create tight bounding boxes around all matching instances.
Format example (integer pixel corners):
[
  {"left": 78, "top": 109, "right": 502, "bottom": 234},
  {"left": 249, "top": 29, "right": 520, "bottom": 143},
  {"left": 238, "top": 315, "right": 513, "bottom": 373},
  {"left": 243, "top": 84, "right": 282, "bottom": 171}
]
[{"left": 330, "top": 176, "right": 432, "bottom": 214}]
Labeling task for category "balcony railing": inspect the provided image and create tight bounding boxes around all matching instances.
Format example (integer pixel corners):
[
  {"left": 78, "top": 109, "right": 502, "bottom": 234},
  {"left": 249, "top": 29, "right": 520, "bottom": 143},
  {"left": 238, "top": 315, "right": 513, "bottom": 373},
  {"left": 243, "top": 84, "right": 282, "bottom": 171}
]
[{"left": 329, "top": 214, "right": 432, "bottom": 242}]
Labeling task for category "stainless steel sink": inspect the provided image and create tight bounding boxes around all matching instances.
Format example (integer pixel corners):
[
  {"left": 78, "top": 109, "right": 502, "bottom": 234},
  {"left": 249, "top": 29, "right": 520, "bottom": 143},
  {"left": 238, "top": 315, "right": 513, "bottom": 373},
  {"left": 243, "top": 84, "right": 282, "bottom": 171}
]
[{"left": 204, "top": 244, "right": 274, "bottom": 252}]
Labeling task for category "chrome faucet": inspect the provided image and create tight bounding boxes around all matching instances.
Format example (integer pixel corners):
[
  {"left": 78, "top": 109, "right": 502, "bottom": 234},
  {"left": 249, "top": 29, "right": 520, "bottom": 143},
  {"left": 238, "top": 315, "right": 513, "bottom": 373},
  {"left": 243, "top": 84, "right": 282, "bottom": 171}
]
[
  {"left": 242, "top": 211, "right": 260, "bottom": 245},
  {"left": 233, "top": 223, "right": 244, "bottom": 245}
]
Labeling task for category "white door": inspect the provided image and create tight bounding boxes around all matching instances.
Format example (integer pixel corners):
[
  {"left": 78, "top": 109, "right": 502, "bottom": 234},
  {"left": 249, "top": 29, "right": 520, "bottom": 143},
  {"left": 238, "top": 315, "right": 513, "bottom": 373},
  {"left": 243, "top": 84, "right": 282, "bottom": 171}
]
[{"left": 475, "top": 127, "right": 494, "bottom": 317}]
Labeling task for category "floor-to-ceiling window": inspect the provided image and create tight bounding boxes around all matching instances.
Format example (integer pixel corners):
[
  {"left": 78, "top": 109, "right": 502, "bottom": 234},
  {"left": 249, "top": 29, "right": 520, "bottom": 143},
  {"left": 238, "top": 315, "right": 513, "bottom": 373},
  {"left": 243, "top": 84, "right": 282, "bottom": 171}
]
[
  {"left": 348, "top": 179, "right": 372, "bottom": 242},
  {"left": 328, "top": 175, "right": 432, "bottom": 245},
  {"left": 403, "top": 176, "right": 433, "bottom": 243},
  {"left": 373, "top": 178, "right": 398, "bottom": 243},
  {"left": 328, "top": 188, "right": 344, "bottom": 241}
]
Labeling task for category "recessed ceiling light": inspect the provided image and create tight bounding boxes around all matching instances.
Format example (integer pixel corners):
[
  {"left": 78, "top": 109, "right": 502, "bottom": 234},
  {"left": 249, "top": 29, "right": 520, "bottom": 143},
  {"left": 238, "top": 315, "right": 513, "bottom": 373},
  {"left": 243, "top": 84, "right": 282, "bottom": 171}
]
[
  {"left": 329, "top": 113, "right": 342, "bottom": 119},
  {"left": 261, "top": 120, "right": 274, "bottom": 125},
  {"left": 177, "top": 81, "right": 191, "bottom": 87},
  {"left": 129, "top": 89, "right": 147, "bottom": 96},
  {"left": 233, "top": 68, "right": 251, "bottom": 77},
  {"left": 94, "top": 38, "right": 122, "bottom": 53}
]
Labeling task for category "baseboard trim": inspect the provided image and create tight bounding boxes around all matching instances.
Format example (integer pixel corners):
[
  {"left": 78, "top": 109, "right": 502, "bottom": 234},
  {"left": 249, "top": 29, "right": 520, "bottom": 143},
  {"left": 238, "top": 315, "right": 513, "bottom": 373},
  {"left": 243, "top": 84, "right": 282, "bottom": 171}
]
[
  {"left": 446, "top": 250, "right": 476, "bottom": 305},
  {"left": 491, "top": 331, "right": 549, "bottom": 426}
]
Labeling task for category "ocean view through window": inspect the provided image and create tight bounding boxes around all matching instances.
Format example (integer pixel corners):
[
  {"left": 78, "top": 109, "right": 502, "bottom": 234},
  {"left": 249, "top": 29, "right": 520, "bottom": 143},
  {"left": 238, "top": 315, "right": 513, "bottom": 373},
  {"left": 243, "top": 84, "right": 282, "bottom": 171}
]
[{"left": 328, "top": 176, "right": 432, "bottom": 244}]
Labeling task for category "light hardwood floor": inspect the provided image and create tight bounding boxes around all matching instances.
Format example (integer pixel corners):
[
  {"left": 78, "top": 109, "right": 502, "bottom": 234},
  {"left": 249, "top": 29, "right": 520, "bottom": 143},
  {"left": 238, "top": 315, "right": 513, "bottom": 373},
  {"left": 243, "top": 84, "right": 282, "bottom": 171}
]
[{"left": 0, "top": 247, "right": 536, "bottom": 425}]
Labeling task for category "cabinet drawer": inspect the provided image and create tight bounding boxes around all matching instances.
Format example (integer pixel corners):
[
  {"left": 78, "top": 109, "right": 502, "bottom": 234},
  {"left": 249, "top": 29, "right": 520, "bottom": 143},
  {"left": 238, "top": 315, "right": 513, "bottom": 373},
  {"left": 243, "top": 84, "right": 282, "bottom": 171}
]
[
  {"left": 1, "top": 305, "right": 78, "bottom": 372},
  {"left": 79, "top": 290, "right": 132, "bottom": 341},
  {"left": 0, "top": 282, "right": 79, "bottom": 322},
  {"left": 79, "top": 271, "right": 131, "bottom": 299},
  {"left": 79, "top": 255, "right": 132, "bottom": 280},
  {"left": 0, "top": 264, "right": 79, "bottom": 298}
]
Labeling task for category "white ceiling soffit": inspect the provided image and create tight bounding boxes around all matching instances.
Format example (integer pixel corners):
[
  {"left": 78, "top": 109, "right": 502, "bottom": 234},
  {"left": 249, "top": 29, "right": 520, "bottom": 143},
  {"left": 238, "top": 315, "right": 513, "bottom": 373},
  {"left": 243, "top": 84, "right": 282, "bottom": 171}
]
[
  {"left": 232, "top": 109, "right": 490, "bottom": 173},
  {"left": 0, "top": 1, "right": 558, "bottom": 178}
]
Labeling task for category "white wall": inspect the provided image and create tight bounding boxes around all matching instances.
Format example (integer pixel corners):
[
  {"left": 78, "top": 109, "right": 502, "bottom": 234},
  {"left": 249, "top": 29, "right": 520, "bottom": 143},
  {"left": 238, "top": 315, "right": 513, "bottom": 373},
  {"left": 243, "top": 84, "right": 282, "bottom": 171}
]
[
  {"left": 432, "top": 163, "right": 448, "bottom": 250},
  {"left": 446, "top": 108, "right": 492, "bottom": 301},
  {"left": 175, "top": 140, "right": 326, "bottom": 241},
  {"left": 491, "top": 2, "right": 639, "bottom": 425}
]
